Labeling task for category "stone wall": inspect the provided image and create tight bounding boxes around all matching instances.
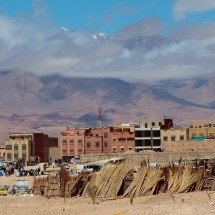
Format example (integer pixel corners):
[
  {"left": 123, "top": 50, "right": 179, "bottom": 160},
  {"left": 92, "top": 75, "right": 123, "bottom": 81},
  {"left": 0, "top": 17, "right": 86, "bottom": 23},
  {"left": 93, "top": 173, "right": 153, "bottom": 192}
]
[
  {"left": 164, "top": 140, "right": 215, "bottom": 152},
  {"left": 81, "top": 151, "right": 215, "bottom": 165}
]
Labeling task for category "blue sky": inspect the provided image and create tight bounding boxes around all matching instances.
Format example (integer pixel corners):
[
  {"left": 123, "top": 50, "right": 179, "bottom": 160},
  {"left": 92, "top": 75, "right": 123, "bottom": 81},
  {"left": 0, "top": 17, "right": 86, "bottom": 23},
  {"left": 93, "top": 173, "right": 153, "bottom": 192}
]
[
  {"left": 0, "top": 0, "right": 213, "bottom": 34},
  {"left": 0, "top": 0, "right": 215, "bottom": 81},
  {"left": 0, "top": 1, "right": 167, "bottom": 33}
]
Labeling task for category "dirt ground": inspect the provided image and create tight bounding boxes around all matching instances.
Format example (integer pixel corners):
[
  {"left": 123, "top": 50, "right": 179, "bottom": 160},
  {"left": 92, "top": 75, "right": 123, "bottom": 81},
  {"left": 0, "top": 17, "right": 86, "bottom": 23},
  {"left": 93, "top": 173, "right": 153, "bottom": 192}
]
[
  {"left": 1, "top": 165, "right": 215, "bottom": 215},
  {"left": 0, "top": 191, "right": 215, "bottom": 215}
]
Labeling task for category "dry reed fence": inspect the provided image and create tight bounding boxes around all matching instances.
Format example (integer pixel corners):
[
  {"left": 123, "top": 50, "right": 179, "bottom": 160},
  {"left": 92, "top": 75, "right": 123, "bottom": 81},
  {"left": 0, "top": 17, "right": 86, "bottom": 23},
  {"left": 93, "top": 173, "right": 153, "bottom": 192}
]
[
  {"left": 33, "top": 172, "right": 93, "bottom": 198},
  {"left": 33, "top": 163, "right": 205, "bottom": 199}
]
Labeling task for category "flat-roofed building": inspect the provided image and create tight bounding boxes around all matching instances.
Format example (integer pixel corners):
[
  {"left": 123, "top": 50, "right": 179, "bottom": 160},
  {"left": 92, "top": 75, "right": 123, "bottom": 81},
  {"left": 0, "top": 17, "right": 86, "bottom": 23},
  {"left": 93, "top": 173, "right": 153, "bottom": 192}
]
[
  {"left": 4, "top": 133, "right": 58, "bottom": 162},
  {"left": 161, "top": 127, "right": 188, "bottom": 149},
  {"left": 59, "top": 128, "right": 86, "bottom": 158},
  {"left": 135, "top": 117, "right": 173, "bottom": 151},
  {"left": 110, "top": 124, "right": 135, "bottom": 153},
  {"left": 189, "top": 121, "right": 215, "bottom": 139},
  {"left": 84, "top": 127, "right": 111, "bottom": 154}
]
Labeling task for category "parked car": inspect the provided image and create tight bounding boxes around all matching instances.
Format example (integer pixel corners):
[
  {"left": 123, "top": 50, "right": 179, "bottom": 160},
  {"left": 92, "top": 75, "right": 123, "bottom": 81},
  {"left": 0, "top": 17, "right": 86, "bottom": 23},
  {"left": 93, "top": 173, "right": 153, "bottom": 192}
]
[
  {"left": 70, "top": 157, "right": 81, "bottom": 164},
  {"left": 9, "top": 180, "right": 31, "bottom": 195},
  {"left": 0, "top": 185, "right": 9, "bottom": 196}
]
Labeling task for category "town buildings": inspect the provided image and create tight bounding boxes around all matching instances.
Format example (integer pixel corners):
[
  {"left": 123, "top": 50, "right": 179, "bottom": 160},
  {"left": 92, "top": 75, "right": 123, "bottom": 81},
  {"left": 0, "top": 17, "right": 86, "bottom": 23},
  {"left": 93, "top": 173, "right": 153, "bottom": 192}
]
[
  {"left": 59, "top": 128, "right": 86, "bottom": 158},
  {"left": 110, "top": 124, "right": 135, "bottom": 153},
  {"left": 4, "top": 132, "right": 58, "bottom": 162},
  {"left": 3, "top": 119, "right": 215, "bottom": 162},
  {"left": 189, "top": 121, "right": 215, "bottom": 139}
]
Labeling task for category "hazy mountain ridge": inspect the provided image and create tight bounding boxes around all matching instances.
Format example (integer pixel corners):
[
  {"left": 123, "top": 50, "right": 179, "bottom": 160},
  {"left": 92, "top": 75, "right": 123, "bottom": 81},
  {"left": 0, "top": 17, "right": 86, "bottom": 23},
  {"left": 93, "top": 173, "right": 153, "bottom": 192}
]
[{"left": 0, "top": 70, "right": 215, "bottom": 136}]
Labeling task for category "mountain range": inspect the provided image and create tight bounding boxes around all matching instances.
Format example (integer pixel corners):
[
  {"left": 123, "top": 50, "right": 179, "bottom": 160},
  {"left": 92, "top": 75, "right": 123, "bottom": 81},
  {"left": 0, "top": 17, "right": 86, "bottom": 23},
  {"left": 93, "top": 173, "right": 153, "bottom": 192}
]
[{"left": 0, "top": 70, "right": 215, "bottom": 141}]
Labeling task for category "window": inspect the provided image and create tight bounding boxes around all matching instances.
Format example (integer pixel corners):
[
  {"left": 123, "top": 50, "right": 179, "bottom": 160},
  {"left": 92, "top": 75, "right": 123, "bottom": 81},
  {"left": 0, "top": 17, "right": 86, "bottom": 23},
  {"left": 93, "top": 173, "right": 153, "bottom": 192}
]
[
  {"left": 22, "top": 144, "right": 26, "bottom": 150},
  {"left": 204, "top": 124, "right": 208, "bottom": 127},
  {"left": 78, "top": 140, "right": 82, "bottom": 144},
  {"left": 95, "top": 141, "right": 100, "bottom": 147},
  {"left": 120, "top": 147, "right": 124, "bottom": 152},
  {"left": 113, "top": 139, "right": 116, "bottom": 143},
  {"left": 87, "top": 142, "right": 91, "bottom": 148},
  {"left": 104, "top": 141, "right": 108, "bottom": 147},
  {"left": 96, "top": 134, "right": 99, "bottom": 137},
  {"left": 159, "top": 122, "right": 162, "bottom": 126},
  {"left": 199, "top": 133, "right": 204, "bottom": 137},
  {"left": 128, "top": 147, "right": 133, "bottom": 151},
  {"left": 7, "top": 153, "right": 11, "bottom": 161},
  {"left": 112, "top": 147, "right": 116, "bottom": 153},
  {"left": 70, "top": 150, "right": 74, "bottom": 155},
  {"left": 69, "top": 140, "right": 74, "bottom": 145},
  {"left": 78, "top": 149, "right": 82, "bottom": 154},
  {"left": 152, "top": 122, "right": 155, "bottom": 127},
  {"left": 63, "top": 150, "right": 67, "bottom": 155},
  {"left": 163, "top": 136, "right": 168, "bottom": 141},
  {"left": 179, "top": 135, "right": 184, "bottom": 141},
  {"left": 14, "top": 145, "right": 18, "bottom": 150},
  {"left": 171, "top": 136, "right": 176, "bottom": 141},
  {"left": 119, "top": 138, "right": 125, "bottom": 142},
  {"left": 145, "top": 123, "right": 148, "bottom": 128},
  {"left": 5, "top": 145, "right": 12, "bottom": 150},
  {"left": 104, "top": 132, "right": 108, "bottom": 138},
  {"left": 22, "top": 154, "right": 26, "bottom": 159},
  {"left": 14, "top": 154, "right": 19, "bottom": 160},
  {"left": 210, "top": 133, "right": 214, "bottom": 136},
  {"left": 62, "top": 140, "right": 67, "bottom": 145},
  {"left": 192, "top": 133, "right": 197, "bottom": 137}
]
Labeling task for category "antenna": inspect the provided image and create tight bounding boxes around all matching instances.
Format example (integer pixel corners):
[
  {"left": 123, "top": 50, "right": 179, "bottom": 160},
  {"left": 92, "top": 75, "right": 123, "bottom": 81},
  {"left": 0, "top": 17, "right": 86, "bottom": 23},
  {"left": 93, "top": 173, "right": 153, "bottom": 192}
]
[
  {"left": 97, "top": 107, "right": 102, "bottom": 128},
  {"left": 24, "top": 73, "right": 27, "bottom": 93}
]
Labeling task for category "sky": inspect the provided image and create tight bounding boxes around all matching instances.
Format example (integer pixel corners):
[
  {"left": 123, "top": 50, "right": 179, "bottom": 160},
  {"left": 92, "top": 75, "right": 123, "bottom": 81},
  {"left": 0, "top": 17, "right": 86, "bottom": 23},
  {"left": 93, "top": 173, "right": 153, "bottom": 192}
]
[{"left": 0, "top": 0, "right": 215, "bottom": 82}]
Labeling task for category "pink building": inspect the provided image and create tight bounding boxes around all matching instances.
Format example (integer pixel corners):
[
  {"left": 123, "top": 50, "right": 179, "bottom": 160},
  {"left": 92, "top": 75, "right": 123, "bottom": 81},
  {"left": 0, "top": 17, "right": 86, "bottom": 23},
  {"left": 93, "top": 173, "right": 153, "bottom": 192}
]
[
  {"left": 59, "top": 128, "right": 86, "bottom": 158},
  {"left": 59, "top": 124, "right": 136, "bottom": 157},
  {"left": 110, "top": 124, "right": 135, "bottom": 153},
  {"left": 84, "top": 127, "right": 111, "bottom": 154}
]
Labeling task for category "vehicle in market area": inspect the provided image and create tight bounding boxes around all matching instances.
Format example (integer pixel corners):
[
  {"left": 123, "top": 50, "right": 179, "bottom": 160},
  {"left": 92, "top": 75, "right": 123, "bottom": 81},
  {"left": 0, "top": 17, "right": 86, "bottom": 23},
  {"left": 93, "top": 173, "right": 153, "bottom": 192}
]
[
  {"left": 9, "top": 180, "right": 31, "bottom": 195},
  {"left": 70, "top": 157, "right": 81, "bottom": 164},
  {"left": 0, "top": 185, "right": 9, "bottom": 196}
]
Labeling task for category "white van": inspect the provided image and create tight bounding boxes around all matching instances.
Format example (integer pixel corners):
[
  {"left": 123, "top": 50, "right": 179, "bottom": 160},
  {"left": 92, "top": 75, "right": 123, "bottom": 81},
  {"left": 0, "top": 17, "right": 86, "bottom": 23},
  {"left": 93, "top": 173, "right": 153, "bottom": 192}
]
[{"left": 76, "top": 164, "right": 93, "bottom": 173}]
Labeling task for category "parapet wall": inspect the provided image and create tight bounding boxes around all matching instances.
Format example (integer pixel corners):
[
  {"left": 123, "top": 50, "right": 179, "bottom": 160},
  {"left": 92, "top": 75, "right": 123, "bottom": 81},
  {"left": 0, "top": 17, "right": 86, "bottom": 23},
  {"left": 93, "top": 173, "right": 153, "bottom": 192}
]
[
  {"left": 81, "top": 140, "right": 215, "bottom": 165},
  {"left": 164, "top": 140, "right": 215, "bottom": 152},
  {"left": 81, "top": 151, "right": 215, "bottom": 165}
]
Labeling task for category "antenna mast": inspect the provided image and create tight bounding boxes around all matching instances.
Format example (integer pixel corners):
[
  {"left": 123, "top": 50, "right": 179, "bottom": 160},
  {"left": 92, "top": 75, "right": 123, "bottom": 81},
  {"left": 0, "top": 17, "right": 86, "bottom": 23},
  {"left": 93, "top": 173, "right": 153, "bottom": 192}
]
[{"left": 97, "top": 107, "right": 102, "bottom": 128}]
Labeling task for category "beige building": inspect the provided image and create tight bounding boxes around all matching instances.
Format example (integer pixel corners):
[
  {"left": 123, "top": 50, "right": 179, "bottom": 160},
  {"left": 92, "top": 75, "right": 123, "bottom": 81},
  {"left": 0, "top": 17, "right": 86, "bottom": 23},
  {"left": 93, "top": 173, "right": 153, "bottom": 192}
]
[
  {"left": 5, "top": 133, "right": 32, "bottom": 162},
  {"left": 0, "top": 145, "right": 5, "bottom": 159},
  {"left": 161, "top": 127, "right": 188, "bottom": 149},
  {"left": 189, "top": 121, "right": 215, "bottom": 138},
  {"left": 4, "top": 132, "right": 58, "bottom": 162}
]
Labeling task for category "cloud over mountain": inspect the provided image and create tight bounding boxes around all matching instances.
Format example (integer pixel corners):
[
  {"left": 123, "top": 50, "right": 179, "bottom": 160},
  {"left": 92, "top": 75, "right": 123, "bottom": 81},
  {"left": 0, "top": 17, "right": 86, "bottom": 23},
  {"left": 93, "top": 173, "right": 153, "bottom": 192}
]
[{"left": 0, "top": 5, "right": 215, "bottom": 82}]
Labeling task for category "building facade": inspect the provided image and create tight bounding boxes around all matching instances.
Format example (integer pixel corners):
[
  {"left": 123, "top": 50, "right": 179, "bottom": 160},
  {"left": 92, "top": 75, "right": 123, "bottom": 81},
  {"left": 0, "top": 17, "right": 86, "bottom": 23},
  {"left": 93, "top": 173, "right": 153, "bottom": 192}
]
[
  {"left": 189, "top": 121, "right": 215, "bottom": 139},
  {"left": 4, "top": 133, "right": 58, "bottom": 162},
  {"left": 59, "top": 128, "right": 86, "bottom": 158},
  {"left": 84, "top": 127, "right": 111, "bottom": 154},
  {"left": 0, "top": 145, "right": 5, "bottom": 160},
  {"left": 161, "top": 127, "right": 188, "bottom": 149},
  {"left": 135, "top": 118, "right": 173, "bottom": 151},
  {"left": 109, "top": 124, "right": 135, "bottom": 153}
]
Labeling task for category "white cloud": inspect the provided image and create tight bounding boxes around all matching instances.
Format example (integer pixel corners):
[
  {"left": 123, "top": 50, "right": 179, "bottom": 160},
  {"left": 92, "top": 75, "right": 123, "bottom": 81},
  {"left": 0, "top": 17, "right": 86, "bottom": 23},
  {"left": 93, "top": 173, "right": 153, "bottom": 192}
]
[
  {"left": 174, "top": 0, "right": 215, "bottom": 19},
  {"left": 1, "top": 12, "right": 215, "bottom": 82}
]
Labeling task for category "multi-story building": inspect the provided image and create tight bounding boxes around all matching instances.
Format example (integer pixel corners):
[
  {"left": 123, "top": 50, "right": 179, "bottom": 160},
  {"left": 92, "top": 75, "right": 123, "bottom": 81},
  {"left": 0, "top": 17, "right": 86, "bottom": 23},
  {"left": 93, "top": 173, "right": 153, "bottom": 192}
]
[
  {"left": 84, "top": 127, "right": 111, "bottom": 154},
  {"left": 59, "top": 128, "right": 86, "bottom": 158},
  {"left": 4, "top": 133, "right": 58, "bottom": 162},
  {"left": 161, "top": 127, "right": 188, "bottom": 149},
  {"left": 189, "top": 121, "right": 215, "bottom": 139},
  {"left": 135, "top": 118, "right": 173, "bottom": 151},
  {"left": 0, "top": 145, "right": 5, "bottom": 160},
  {"left": 110, "top": 124, "right": 135, "bottom": 153}
]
